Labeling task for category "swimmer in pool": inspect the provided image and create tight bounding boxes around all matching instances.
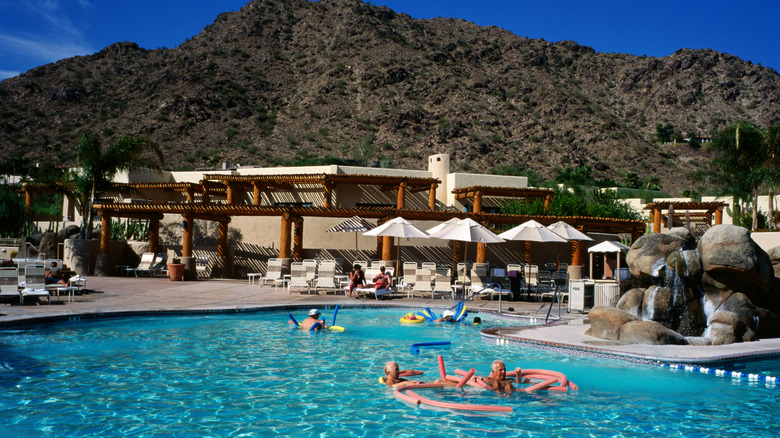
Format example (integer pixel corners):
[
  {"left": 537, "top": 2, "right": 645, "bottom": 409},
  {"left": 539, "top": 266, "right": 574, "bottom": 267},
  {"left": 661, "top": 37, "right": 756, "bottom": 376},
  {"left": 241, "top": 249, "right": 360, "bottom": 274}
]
[
  {"left": 383, "top": 361, "right": 458, "bottom": 388},
  {"left": 482, "top": 360, "right": 515, "bottom": 396},
  {"left": 433, "top": 309, "right": 456, "bottom": 322},
  {"left": 296, "top": 309, "right": 329, "bottom": 330}
]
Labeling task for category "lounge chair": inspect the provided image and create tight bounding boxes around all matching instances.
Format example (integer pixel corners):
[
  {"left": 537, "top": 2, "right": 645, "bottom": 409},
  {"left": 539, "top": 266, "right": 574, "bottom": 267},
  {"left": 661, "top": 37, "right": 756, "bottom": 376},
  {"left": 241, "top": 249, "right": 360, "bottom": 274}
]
[
  {"left": 469, "top": 266, "right": 511, "bottom": 301},
  {"left": 355, "top": 283, "right": 393, "bottom": 300},
  {"left": 412, "top": 266, "right": 433, "bottom": 298},
  {"left": 0, "top": 267, "right": 21, "bottom": 304},
  {"left": 146, "top": 253, "right": 168, "bottom": 277},
  {"left": 128, "top": 252, "right": 156, "bottom": 277},
  {"left": 196, "top": 256, "right": 210, "bottom": 279},
  {"left": 432, "top": 268, "right": 453, "bottom": 300},
  {"left": 261, "top": 258, "right": 283, "bottom": 286},
  {"left": 22, "top": 265, "right": 50, "bottom": 304},
  {"left": 288, "top": 262, "right": 311, "bottom": 294},
  {"left": 313, "top": 260, "right": 337, "bottom": 294},
  {"left": 303, "top": 259, "right": 318, "bottom": 285}
]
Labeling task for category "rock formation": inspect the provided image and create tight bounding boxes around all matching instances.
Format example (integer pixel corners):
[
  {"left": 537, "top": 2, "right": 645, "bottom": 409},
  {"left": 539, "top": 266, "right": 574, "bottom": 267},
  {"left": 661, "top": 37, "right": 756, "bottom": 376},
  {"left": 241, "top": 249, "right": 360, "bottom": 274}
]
[{"left": 587, "top": 225, "right": 780, "bottom": 345}]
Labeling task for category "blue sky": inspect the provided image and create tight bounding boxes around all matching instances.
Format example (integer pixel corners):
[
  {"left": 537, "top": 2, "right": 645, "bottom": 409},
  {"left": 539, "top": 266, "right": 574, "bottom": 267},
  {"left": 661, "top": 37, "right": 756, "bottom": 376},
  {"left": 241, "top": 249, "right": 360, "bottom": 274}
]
[{"left": 1, "top": 0, "right": 778, "bottom": 81}]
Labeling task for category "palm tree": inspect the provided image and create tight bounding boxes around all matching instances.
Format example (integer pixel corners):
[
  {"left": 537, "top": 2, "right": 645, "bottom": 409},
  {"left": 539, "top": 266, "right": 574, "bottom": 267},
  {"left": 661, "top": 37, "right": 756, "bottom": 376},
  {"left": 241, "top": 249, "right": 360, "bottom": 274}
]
[
  {"left": 708, "top": 122, "right": 767, "bottom": 230},
  {"left": 764, "top": 123, "right": 780, "bottom": 229},
  {"left": 65, "top": 131, "right": 163, "bottom": 239}
]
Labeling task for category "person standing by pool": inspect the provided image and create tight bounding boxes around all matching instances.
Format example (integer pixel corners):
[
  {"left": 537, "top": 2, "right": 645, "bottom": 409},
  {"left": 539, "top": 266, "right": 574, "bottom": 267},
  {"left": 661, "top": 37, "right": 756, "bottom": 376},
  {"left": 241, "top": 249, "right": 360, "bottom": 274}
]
[
  {"left": 483, "top": 360, "right": 515, "bottom": 396},
  {"left": 373, "top": 266, "right": 392, "bottom": 291},
  {"left": 300, "top": 309, "right": 329, "bottom": 330},
  {"left": 348, "top": 264, "right": 366, "bottom": 298}
]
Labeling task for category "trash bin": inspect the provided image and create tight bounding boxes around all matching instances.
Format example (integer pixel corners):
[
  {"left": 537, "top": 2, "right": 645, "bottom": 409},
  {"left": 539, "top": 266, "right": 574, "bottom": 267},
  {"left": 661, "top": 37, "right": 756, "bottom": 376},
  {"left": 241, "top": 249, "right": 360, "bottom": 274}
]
[{"left": 508, "top": 270, "right": 522, "bottom": 301}]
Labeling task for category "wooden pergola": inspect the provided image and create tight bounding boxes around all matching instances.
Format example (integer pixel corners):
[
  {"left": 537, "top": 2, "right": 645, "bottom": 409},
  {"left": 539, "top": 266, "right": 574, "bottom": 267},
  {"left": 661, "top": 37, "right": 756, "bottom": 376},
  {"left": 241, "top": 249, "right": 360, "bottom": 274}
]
[
  {"left": 451, "top": 185, "right": 557, "bottom": 263},
  {"left": 643, "top": 201, "right": 728, "bottom": 233},
  {"left": 92, "top": 201, "right": 646, "bottom": 277}
]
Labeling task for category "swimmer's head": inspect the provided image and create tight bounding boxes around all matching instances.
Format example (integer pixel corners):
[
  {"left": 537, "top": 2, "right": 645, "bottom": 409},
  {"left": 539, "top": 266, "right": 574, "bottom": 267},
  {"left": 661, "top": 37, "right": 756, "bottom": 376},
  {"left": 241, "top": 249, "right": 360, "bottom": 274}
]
[
  {"left": 385, "top": 361, "right": 399, "bottom": 376},
  {"left": 491, "top": 360, "right": 506, "bottom": 377}
]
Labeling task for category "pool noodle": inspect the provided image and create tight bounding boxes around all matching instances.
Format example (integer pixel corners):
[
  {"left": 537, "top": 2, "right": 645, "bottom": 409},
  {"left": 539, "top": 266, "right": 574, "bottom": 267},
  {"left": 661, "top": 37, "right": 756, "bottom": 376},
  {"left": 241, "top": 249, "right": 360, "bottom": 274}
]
[
  {"left": 332, "top": 305, "right": 339, "bottom": 326},
  {"left": 394, "top": 384, "right": 512, "bottom": 413},
  {"left": 310, "top": 322, "right": 322, "bottom": 331},
  {"left": 288, "top": 314, "right": 300, "bottom": 326},
  {"left": 438, "top": 355, "right": 446, "bottom": 380},
  {"left": 456, "top": 368, "right": 475, "bottom": 389}
]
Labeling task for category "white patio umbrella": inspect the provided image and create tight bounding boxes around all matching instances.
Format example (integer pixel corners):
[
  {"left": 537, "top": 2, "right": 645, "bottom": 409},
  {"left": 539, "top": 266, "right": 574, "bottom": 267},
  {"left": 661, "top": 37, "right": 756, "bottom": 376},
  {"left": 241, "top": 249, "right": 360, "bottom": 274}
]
[
  {"left": 547, "top": 220, "right": 593, "bottom": 268},
  {"left": 326, "top": 216, "right": 375, "bottom": 250},
  {"left": 363, "top": 217, "right": 429, "bottom": 275},
  {"left": 425, "top": 217, "right": 461, "bottom": 236},
  {"left": 428, "top": 218, "right": 504, "bottom": 288},
  {"left": 498, "top": 220, "right": 567, "bottom": 264}
]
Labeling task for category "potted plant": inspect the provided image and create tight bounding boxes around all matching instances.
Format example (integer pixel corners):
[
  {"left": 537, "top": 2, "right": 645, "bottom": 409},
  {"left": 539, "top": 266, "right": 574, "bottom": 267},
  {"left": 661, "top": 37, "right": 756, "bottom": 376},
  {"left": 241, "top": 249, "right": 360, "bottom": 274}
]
[{"left": 168, "top": 256, "right": 185, "bottom": 281}]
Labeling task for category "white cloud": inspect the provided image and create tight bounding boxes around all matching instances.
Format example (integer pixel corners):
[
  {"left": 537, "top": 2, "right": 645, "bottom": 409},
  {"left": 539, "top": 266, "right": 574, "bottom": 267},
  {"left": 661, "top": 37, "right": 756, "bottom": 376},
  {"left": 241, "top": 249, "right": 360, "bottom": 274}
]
[
  {"left": 0, "top": 33, "right": 92, "bottom": 64},
  {"left": 0, "top": 70, "right": 21, "bottom": 80}
]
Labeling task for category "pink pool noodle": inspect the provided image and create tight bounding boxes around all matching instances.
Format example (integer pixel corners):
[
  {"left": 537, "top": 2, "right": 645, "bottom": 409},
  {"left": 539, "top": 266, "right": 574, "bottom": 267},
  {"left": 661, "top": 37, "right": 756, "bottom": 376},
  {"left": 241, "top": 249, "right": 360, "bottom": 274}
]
[
  {"left": 437, "top": 355, "right": 446, "bottom": 380},
  {"left": 456, "top": 368, "right": 476, "bottom": 389}
]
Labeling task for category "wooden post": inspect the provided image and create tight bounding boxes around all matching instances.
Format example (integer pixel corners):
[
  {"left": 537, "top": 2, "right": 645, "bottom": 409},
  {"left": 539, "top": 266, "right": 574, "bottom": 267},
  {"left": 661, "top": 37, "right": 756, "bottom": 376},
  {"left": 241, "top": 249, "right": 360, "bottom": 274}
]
[
  {"left": 293, "top": 217, "right": 304, "bottom": 260},
  {"left": 524, "top": 241, "right": 533, "bottom": 264},
  {"left": 382, "top": 236, "right": 394, "bottom": 262},
  {"left": 473, "top": 194, "right": 486, "bottom": 263},
  {"left": 182, "top": 212, "right": 193, "bottom": 257},
  {"left": 653, "top": 207, "right": 662, "bottom": 234},
  {"left": 715, "top": 207, "right": 723, "bottom": 225},
  {"left": 201, "top": 185, "right": 210, "bottom": 204},
  {"left": 280, "top": 213, "right": 292, "bottom": 259},
  {"left": 397, "top": 182, "right": 407, "bottom": 209},
  {"left": 544, "top": 194, "right": 553, "bottom": 210},
  {"left": 185, "top": 187, "right": 194, "bottom": 202},
  {"left": 149, "top": 217, "right": 160, "bottom": 254},
  {"left": 253, "top": 183, "right": 262, "bottom": 206},
  {"left": 226, "top": 183, "right": 235, "bottom": 205},
  {"left": 589, "top": 251, "right": 594, "bottom": 280},
  {"left": 217, "top": 218, "right": 229, "bottom": 258},
  {"left": 571, "top": 240, "right": 582, "bottom": 266},
  {"left": 452, "top": 240, "right": 463, "bottom": 274},
  {"left": 323, "top": 181, "right": 334, "bottom": 208},
  {"left": 428, "top": 183, "right": 437, "bottom": 210}
]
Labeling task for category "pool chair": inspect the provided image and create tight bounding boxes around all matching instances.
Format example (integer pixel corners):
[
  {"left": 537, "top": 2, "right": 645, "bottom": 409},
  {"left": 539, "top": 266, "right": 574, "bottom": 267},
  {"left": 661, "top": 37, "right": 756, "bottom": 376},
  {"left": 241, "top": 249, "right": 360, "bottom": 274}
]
[
  {"left": 432, "top": 268, "right": 453, "bottom": 300},
  {"left": 0, "top": 267, "right": 21, "bottom": 304},
  {"left": 146, "top": 253, "right": 168, "bottom": 277},
  {"left": 355, "top": 284, "right": 393, "bottom": 300},
  {"left": 261, "top": 258, "right": 283, "bottom": 286},
  {"left": 196, "top": 256, "right": 211, "bottom": 279},
  {"left": 313, "top": 260, "right": 337, "bottom": 294},
  {"left": 412, "top": 266, "right": 433, "bottom": 298},
  {"left": 22, "top": 265, "right": 50, "bottom": 304},
  {"left": 128, "top": 252, "right": 156, "bottom": 277},
  {"left": 303, "top": 259, "right": 318, "bottom": 285},
  {"left": 288, "top": 262, "right": 312, "bottom": 294}
]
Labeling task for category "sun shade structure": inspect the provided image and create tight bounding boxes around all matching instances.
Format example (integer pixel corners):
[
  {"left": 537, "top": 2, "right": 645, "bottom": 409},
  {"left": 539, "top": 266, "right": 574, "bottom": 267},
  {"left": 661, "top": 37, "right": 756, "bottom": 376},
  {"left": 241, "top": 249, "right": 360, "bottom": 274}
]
[
  {"left": 363, "top": 217, "right": 429, "bottom": 274},
  {"left": 428, "top": 218, "right": 504, "bottom": 287},
  {"left": 548, "top": 220, "right": 593, "bottom": 268},
  {"left": 499, "top": 220, "right": 568, "bottom": 264},
  {"left": 588, "top": 240, "right": 631, "bottom": 281},
  {"left": 326, "top": 215, "right": 375, "bottom": 250}
]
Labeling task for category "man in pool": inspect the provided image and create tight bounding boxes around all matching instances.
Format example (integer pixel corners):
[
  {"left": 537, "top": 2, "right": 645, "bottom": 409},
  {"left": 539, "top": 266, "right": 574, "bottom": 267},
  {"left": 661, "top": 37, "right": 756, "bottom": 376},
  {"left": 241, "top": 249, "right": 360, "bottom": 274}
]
[
  {"left": 482, "top": 360, "right": 515, "bottom": 396},
  {"left": 299, "top": 309, "right": 329, "bottom": 330},
  {"left": 433, "top": 309, "right": 456, "bottom": 323}
]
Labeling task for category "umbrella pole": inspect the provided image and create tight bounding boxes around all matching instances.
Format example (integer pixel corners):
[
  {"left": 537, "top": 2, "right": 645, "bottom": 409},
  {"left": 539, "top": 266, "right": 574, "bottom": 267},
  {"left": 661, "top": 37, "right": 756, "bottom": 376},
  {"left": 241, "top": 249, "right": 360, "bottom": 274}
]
[{"left": 396, "top": 239, "right": 401, "bottom": 282}]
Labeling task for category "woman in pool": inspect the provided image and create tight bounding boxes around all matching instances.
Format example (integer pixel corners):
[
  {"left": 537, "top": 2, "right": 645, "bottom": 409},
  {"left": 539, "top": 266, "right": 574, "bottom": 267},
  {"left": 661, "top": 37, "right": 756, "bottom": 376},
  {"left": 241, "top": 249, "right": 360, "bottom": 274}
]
[{"left": 383, "top": 361, "right": 457, "bottom": 388}]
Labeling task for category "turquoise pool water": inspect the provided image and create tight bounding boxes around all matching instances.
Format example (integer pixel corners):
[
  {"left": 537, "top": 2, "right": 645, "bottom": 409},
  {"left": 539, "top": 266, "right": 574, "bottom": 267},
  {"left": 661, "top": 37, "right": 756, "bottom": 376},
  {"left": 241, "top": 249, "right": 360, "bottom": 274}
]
[{"left": 1, "top": 307, "right": 778, "bottom": 437}]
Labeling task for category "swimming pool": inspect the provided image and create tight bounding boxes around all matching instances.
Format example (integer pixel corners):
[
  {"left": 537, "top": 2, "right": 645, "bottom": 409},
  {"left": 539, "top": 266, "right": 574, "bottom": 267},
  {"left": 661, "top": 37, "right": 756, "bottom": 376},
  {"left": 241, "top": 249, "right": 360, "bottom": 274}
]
[{"left": 1, "top": 307, "right": 778, "bottom": 437}]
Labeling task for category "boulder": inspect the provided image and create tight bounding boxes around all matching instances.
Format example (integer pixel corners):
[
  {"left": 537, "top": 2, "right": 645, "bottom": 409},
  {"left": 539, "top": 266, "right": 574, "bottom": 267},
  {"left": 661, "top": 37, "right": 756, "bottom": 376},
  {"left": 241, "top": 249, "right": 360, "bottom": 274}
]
[
  {"left": 58, "top": 225, "right": 81, "bottom": 240},
  {"left": 616, "top": 288, "right": 644, "bottom": 317},
  {"left": 627, "top": 233, "right": 686, "bottom": 285},
  {"left": 666, "top": 249, "right": 702, "bottom": 281},
  {"left": 698, "top": 225, "right": 773, "bottom": 306},
  {"left": 667, "top": 227, "right": 696, "bottom": 249},
  {"left": 586, "top": 306, "right": 639, "bottom": 341},
  {"left": 38, "top": 232, "right": 60, "bottom": 260},
  {"left": 618, "top": 320, "right": 689, "bottom": 345},
  {"left": 704, "top": 310, "right": 754, "bottom": 344},
  {"left": 642, "top": 285, "right": 676, "bottom": 325},
  {"left": 755, "top": 307, "right": 780, "bottom": 338},
  {"left": 716, "top": 292, "right": 758, "bottom": 331}
]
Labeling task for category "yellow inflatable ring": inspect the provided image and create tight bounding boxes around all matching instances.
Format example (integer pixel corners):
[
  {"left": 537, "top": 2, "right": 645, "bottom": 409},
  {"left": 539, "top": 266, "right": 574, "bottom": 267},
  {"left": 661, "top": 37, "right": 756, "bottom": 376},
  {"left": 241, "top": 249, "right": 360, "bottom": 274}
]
[{"left": 400, "top": 312, "right": 424, "bottom": 324}]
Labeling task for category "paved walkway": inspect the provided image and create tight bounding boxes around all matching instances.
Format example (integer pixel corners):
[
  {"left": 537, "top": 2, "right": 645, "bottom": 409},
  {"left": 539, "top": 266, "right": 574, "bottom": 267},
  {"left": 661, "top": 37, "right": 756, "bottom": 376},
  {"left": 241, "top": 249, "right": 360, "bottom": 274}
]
[{"left": 3, "top": 276, "right": 780, "bottom": 365}]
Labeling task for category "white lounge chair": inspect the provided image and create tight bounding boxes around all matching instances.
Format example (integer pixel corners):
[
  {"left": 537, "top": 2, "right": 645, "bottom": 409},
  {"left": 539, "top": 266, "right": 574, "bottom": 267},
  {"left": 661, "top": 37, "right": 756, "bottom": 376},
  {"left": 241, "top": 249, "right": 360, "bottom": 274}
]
[
  {"left": 0, "top": 267, "right": 21, "bottom": 304},
  {"left": 288, "top": 262, "right": 311, "bottom": 294},
  {"left": 261, "top": 258, "right": 283, "bottom": 286},
  {"left": 432, "top": 268, "right": 453, "bottom": 300},
  {"left": 147, "top": 253, "right": 168, "bottom": 277},
  {"left": 412, "top": 267, "right": 433, "bottom": 298},
  {"left": 128, "top": 252, "right": 156, "bottom": 277},
  {"left": 314, "top": 260, "right": 337, "bottom": 294},
  {"left": 22, "top": 265, "right": 49, "bottom": 304},
  {"left": 303, "top": 259, "right": 318, "bottom": 285}
]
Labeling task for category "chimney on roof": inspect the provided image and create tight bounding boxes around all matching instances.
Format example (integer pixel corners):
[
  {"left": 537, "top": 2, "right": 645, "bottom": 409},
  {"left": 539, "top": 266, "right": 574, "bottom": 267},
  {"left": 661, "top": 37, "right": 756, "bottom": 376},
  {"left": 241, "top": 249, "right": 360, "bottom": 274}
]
[{"left": 428, "top": 153, "right": 450, "bottom": 207}]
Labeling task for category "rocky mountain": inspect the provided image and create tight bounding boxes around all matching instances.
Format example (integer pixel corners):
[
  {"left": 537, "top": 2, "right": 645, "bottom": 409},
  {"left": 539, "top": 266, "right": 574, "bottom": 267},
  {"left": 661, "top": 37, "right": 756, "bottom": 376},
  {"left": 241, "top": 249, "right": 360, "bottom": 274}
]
[{"left": 1, "top": 0, "right": 778, "bottom": 194}]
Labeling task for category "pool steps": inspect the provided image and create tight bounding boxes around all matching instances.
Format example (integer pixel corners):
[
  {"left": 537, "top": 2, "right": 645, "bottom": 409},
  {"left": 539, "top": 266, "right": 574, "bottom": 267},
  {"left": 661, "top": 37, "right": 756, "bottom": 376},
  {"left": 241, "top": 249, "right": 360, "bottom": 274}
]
[{"left": 662, "top": 363, "right": 778, "bottom": 387}]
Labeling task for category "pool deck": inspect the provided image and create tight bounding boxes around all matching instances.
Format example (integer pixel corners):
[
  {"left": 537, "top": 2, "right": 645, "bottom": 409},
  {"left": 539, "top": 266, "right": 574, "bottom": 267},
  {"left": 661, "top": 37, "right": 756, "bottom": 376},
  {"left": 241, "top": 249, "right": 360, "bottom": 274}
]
[{"left": 2, "top": 276, "right": 780, "bottom": 366}]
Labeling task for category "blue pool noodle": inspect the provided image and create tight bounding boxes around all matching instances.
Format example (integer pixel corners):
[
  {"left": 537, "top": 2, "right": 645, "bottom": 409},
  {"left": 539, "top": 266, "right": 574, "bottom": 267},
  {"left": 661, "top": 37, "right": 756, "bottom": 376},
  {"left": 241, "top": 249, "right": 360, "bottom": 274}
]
[
  {"left": 332, "top": 305, "right": 339, "bottom": 326},
  {"left": 410, "top": 341, "right": 451, "bottom": 354},
  {"left": 288, "top": 314, "right": 300, "bottom": 326},
  {"left": 310, "top": 322, "right": 322, "bottom": 331}
]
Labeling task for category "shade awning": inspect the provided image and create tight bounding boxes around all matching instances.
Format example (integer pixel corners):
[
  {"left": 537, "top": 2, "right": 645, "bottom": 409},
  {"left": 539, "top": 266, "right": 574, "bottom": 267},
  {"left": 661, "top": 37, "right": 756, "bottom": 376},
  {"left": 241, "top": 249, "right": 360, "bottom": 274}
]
[{"left": 588, "top": 241, "right": 631, "bottom": 253}]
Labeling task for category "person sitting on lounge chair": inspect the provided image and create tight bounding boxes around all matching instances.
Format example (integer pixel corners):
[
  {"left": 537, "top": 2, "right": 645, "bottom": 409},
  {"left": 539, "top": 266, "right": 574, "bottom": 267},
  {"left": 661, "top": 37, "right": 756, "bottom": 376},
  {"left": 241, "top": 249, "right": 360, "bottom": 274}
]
[
  {"left": 373, "top": 266, "right": 392, "bottom": 291},
  {"left": 348, "top": 264, "right": 366, "bottom": 298},
  {"left": 44, "top": 262, "right": 67, "bottom": 286}
]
